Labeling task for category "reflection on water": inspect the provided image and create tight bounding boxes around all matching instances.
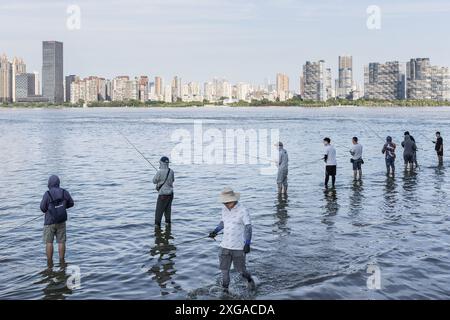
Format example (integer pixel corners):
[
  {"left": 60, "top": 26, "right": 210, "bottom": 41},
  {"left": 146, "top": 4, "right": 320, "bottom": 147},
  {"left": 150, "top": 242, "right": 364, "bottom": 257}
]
[
  {"left": 322, "top": 189, "right": 339, "bottom": 228},
  {"left": 383, "top": 177, "right": 398, "bottom": 213},
  {"left": 148, "top": 225, "right": 181, "bottom": 296},
  {"left": 349, "top": 181, "right": 364, "bottom": 216},
  {"left": 35, "top": 265, "right": 73, "bottom": 300},
  {"left": 273, "top": 193, "right": 290, "bottom": 235}
]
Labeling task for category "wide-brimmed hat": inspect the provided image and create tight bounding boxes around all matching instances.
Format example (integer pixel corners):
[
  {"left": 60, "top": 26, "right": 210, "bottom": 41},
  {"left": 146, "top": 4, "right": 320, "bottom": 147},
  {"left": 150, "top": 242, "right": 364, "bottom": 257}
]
[{"left": 219, "top": 187, "right": 240, "bottom": 203}]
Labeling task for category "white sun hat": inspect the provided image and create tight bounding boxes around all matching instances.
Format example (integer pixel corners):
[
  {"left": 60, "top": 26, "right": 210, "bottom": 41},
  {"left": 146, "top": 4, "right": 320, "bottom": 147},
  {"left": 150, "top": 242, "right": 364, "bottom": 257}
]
[{"left": 219, "top": 187, "right": 241, "bottom": 203}]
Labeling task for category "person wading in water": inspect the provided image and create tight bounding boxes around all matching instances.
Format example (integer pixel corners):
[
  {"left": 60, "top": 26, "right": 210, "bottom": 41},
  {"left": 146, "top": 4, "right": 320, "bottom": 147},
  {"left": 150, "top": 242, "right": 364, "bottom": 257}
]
[
  {"left": 349, "top": 136, "right": 363, "bottom": 181},
  {"left": 402, "top": 132, "right": 417, "bottom": 171},
  {"left": 208, "top": 187, "right": 255, "bottom": 292},
  {"left": 323, "top": 137, "right": 337, "bottom": 189},
  {"left": 276, "top": 142, "right": 289, "bottom": 195},
  {"left": 433, "top": 131, "right": 444, "bottom": 166},
  {"left": 382, "top": 136, "right": 396, "bottom": 178},
  {"left": 153, "top": 156, "right": 175, "bottom": 228},
  {"left": 40, "top": 175, "right": 74, "bottom": 268}
]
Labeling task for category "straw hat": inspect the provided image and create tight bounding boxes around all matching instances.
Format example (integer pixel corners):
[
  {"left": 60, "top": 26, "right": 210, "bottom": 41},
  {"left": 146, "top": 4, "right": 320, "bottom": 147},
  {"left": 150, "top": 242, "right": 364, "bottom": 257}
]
[{"left": 219, "top": 187, "right": 240, "bottom": 203}]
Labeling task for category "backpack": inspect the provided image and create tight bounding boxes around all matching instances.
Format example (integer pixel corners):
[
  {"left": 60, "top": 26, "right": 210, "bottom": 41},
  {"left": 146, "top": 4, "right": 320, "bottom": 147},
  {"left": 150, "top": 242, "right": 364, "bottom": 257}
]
[{"left": 47, "top": 190, "right": 68, "bottom": 224}]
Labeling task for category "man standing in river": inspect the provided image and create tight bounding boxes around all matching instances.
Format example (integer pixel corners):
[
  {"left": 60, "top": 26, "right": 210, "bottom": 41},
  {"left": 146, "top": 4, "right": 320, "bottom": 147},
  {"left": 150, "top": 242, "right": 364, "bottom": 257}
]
[
  {"left": 276, "top": 142, "right": 289, "bottom": 195},
  {"left": 153, "top": 156, "right": 175, "bottom": 228},
  {"left": 208, "top": 187, "right": 256, "bottom": 292},
  {"left": 40, "top": 175, "right": 74, "bottom": 268},
  {"left": 433, "top": 131, "right": 444, "bottom": 165},
  {"left": 349, "top": 137, "right": 363, "bottom": 181},
  {"left": 323, "top": 138, "right": 337, "bottom": 188}
]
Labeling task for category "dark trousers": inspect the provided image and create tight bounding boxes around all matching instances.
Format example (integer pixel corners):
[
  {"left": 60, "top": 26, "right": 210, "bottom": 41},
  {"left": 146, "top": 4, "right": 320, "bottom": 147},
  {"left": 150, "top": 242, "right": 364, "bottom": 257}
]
[
  {"left": 325, "top": 165, "right": 336, "bottom": 187},
  {"left": 155, "top": 194, "right": 173, "bottom": 226}
]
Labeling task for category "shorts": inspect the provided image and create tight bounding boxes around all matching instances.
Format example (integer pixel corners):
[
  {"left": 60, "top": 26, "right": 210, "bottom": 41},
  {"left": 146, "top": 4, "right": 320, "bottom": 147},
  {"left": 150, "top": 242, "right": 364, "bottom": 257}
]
[
  {"left": 277, "top": 168, "right": 288, "bottom": 186},
  {"left": 43, "top": 222, "right": 66, "bottom": 244},
  {"left": 385, "top": 157, "right": 395, "bottom": 168},
  {"left": 404, "top": 154, "right": 414, "bottom": 163},
  {"left": 325, "top": 165, "right": 336, "bottom": 176},
  {"left": 437, "top": 150, "right": 443, "bottom": 157},
  {"left": 352, "top": 159, "right": 363, "bottom": 170},
  {"left": 218, "top": 247, "right": 247, "bottom": 272}
]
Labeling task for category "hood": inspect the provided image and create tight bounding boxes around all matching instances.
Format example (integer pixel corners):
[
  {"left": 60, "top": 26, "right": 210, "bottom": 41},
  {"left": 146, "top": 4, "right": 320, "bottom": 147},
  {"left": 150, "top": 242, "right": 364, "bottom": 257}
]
[
  {"left": 404, "top": 135, "right": 412, "bottom": 142},
  {"left": 159, "top": 161, "right": 169, "bottom": 169},
  {"left": 48, "top": 175, "right": 60, "bottom": 189}
]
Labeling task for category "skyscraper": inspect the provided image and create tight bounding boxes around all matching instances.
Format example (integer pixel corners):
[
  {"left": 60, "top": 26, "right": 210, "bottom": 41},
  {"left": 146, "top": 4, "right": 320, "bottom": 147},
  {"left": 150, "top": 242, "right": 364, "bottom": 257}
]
[
  {"left": 65, "top": 75, "right": 76, "bottom": 102},
  {"left": 0, "top": 54, "right": 12, "bottom": 102},
  {"left": 15, "top": 73, "right": 36, "bottom": 100},
  {"left": 302, "top": 60, "right": 327, "bottom": 101},
  {"left": 155, "top": 76, "right": 162, "bottom": 98},
  {"left": 364, "top": 61, "right": 404, "bottom": 100},
  {"left": 42, "top": 41, "right": 64, "bottom": 103},
  {"left": 12, "top": 57, "right": 26, "bottom": 102},
  {"left": 337, "top": 55, "right": 353, "bottom": 99},
  {"left": 276, "top": 73, "right": 289, "bottom": 101}
]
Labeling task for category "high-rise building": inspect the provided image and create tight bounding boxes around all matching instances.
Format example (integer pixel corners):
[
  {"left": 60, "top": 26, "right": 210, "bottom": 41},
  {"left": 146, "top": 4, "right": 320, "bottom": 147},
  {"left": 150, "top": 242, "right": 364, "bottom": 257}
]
[
  {"left": 364, "top": 61, "right": 404, "bottom": 100},
  {"left": 430, "top": 65, "right": 450, "bottom": 101},
  {"left": 325, "top": 68, "right": 334, "bottom": 99},
  {"left": 155, "top": 76, "right": 162, "bottom": 97},
  {"left": 276, "top": 73, "right": 289, "bottom": 101},
  {"left": 337, "top": 55, "right": 353, "bottom": 99},
  {"left": 406, "top": 58, "right": 449, "bottom": 101},
  {"left": 111, "top": 76, "right": 129, "bottom": 101},
  {"left": 70, "top": 76, "right": 108, "bottom": 104},
  {"left": 171, "top": 76, "right": 181, "bottom": 102},
  {"left": 65, "top": 75, "right": 76, "bottom": 102},
  {"left": 164, "top": 85, "right": 172, "bottom": 103},
  {"left": 33, "top": 71, "right": 41, "bottom": 95},
  {"left": 42, "top": 41, "right": 64, "bottom": 103},
  {"left": 15, "top": 73, "right": 35, "bottom": 100},
  {"left": 138, "top": 76, "right": 149, "bottom": 102},
  {"left": 12, "top": 57, "right": 26, "bottom": 102},
  {"left": 0, "top": 54, "right": 12, "bottom": 102},
  {"left": 302, "top": 60, "right": 327, "bottom": 101}
]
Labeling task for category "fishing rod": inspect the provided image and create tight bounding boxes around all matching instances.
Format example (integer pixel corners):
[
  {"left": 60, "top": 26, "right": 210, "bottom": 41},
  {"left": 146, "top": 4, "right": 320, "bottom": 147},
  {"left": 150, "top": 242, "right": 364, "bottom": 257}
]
[
  {"left": 114, "top": 127, "right": 158, "bottom": 171},
  {"left": 176, "top": 234, "right": 218, "bottom": 246},
  {"left": 1, "top": 214, "right": 42, "bottom": 233}
]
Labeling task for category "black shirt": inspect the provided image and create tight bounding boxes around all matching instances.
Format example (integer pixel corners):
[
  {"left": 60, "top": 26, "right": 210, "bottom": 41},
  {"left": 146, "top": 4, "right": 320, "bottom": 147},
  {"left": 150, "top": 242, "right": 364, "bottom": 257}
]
[{"left": 435, "top": 137, "right": 443, "bottom": 151}]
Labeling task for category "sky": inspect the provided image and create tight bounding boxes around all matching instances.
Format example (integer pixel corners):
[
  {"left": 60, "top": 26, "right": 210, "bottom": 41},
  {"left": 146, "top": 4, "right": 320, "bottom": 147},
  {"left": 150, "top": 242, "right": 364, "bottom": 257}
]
[{"left": 1, "top": 0, "right": 450, "bottom": 89}]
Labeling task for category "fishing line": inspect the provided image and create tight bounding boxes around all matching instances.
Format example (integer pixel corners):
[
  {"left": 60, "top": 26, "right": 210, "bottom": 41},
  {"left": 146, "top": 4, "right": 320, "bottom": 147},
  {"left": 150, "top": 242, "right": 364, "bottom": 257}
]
[
  {"left": 1, "top": 215, "right": 42, "bottom": 234},
  {"left": 114, "top": 127, "right": 158, "bottom": 171}
]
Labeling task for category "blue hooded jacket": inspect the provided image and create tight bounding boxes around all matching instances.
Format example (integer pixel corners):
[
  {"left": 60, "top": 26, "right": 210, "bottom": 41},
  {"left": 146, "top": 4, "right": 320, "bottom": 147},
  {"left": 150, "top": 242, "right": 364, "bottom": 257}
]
[{"left": 40, "top": 175, "right": 74, "bottom": 225}]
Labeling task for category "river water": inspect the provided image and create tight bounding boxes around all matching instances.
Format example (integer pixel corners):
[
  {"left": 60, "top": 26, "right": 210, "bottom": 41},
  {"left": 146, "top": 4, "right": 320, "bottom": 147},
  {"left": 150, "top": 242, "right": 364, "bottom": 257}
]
[{"left": 0, "top": 106, "right": 449, "bottom": 300}]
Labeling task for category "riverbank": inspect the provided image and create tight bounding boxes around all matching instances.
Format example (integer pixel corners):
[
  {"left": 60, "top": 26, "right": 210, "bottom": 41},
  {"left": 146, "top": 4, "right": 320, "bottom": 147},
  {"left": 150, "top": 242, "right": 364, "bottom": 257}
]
[{"left": 1, "top": 98, "right": 450, "bottom": 109}]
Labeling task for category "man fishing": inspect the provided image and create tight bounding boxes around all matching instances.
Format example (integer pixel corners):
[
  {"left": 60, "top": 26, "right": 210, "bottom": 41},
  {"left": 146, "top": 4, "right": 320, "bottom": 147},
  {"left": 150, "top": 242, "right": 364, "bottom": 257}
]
[
  {"left": 208, "top": 187, "right": 256, "bottom": 292},
  {"left": 349, "top": 136, "right": 363, "bottom": 181},
  {"left": 40, "top": 175, "right": 74, "bottom": 268},
  {"left": 402, "top": 132, "right": 417, "bottom": 170},
  {"left": 323, "top": 137, "right": 337, "bottom": 188},
  {"left": 382, "top": 136, "right": 396, "bottom": 177},
  {"left": 276, "top": 142, "right": 289, "bottom": 195},
  {"left": 433, "top": 131, "right": 444, "bottom": 165},
  {"left": 152, "top": 156, "right": 175, "bottom": 228},
  {"left": 404, "top": 131, "right": 418, "bottom": 168}
]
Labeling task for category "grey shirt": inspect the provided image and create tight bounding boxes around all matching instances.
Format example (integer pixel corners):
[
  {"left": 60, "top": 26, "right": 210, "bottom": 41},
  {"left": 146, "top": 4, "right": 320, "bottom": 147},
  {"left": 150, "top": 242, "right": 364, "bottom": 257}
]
[
  {"left": 278, "top": 148, "right": 288, "bottom": 170},
  {"left": 152, "top": 161, "right": 175, "bottom": 195}
]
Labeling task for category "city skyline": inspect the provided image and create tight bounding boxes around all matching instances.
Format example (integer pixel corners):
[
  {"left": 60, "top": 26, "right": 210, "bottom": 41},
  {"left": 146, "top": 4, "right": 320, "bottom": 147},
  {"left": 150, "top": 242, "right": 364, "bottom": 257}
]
[
  {"left": 1, "top": 0, "right": 450, "bottom": 88},
  {"left": 1, "top": 43, "right": 449, "bottom": 104}
]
